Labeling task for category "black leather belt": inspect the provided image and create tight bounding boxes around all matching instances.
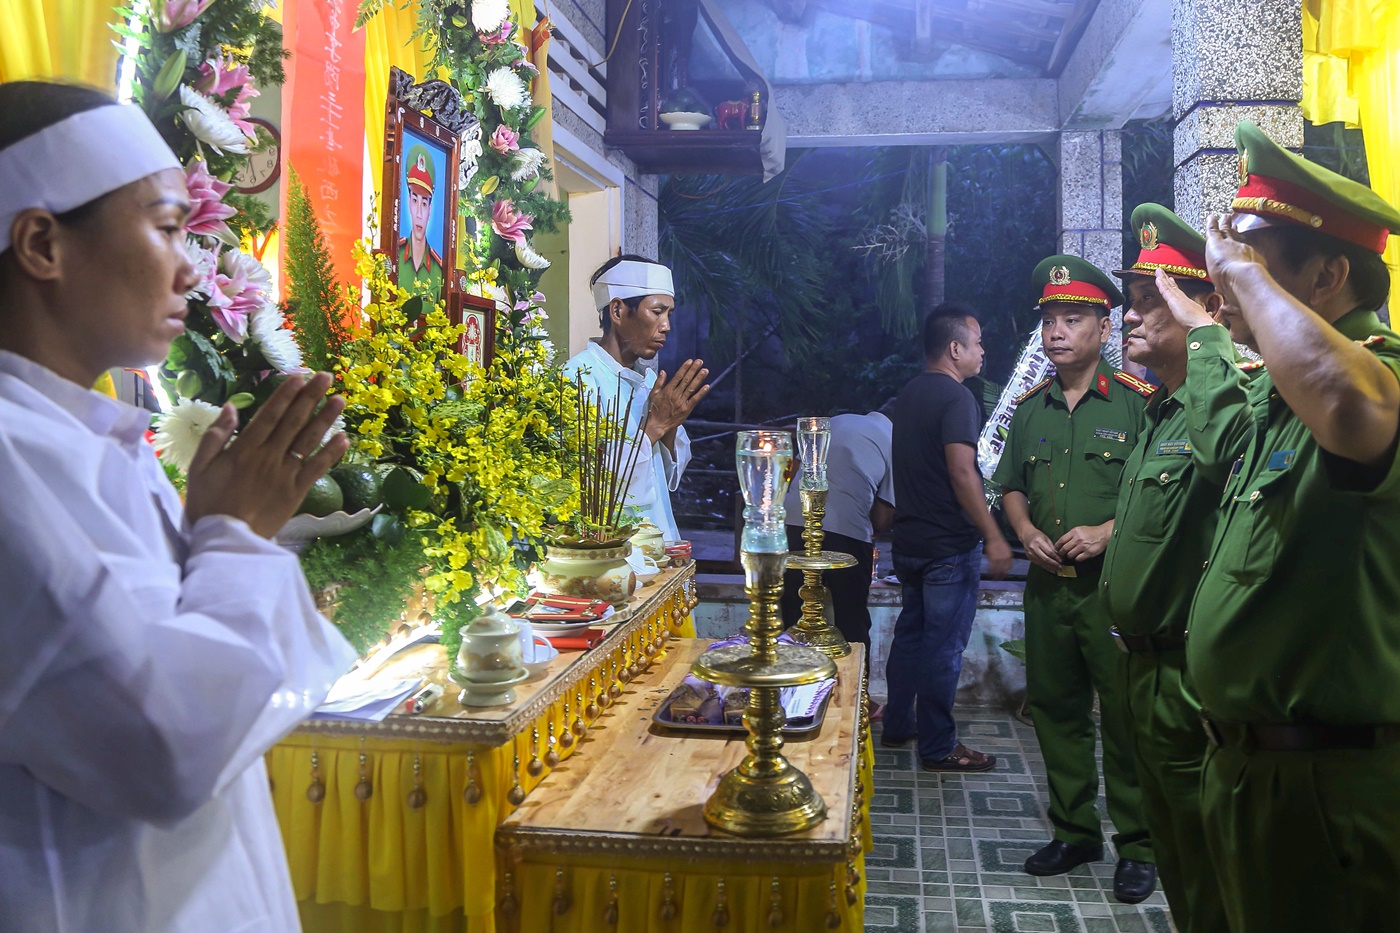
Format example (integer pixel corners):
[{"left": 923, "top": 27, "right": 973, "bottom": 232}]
[
  {"left": 1110, "top": 626, "right": 1185, "bottom": 654},
  {"left": 1199, "top": 713, "right": 1400, "bottom": 751}
]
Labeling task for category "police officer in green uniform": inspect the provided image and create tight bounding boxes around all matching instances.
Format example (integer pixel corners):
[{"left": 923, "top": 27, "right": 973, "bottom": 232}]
[
  {"left": 992, "top": 256, "right": 1156, "bottom": 903},
  {"left": 1185, "top": 121, "right": 1400, "bottom": 932},
  {"left": 398, "top": 143, "right": 445, "bottom": 298},
  {"left": 1100, "top": 204, "right": 1247, "bottom": 933}
]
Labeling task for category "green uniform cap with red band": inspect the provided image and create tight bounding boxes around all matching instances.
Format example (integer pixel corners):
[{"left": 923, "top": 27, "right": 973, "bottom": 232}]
[
  {"left": 1116, "top": 203, "right": 1210, "bottom": 282},
  {"left": 1033, "top": 254, "right": 1125, "bottom": 311},
  {"left": 405, "top": 143, "right": 436, "bottom": 196},
  {"left": 1233, "top": 119, "right": 1400, "bottom": 255}
]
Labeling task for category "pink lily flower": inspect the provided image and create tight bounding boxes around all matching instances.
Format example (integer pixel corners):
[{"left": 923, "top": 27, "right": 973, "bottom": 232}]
[
  {"left": 155, "top": 0, "right": 215, "bottom": 33},
  {"left": 183, "top": 161, "right": 237, "bottom": 240},
  {"left": 197, "top": 54, "right": 260, "bottom": 139},
  {"left": 491, "top": 199, "right": 533, "bottom": 244},
  {"left": 490, "top": 124, "right": 520, "bottom": 155},
  {"left": 480, "top": 21, "right": 514, "bottom": 44}
]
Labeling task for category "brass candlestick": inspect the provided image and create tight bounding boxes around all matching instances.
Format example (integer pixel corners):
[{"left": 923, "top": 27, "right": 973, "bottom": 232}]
[
  {"left": 693, "top": 430, "right": 836, "bottom": 837},
  {"left": 787, "top": 417, "right": 853, "bottom": 659}
]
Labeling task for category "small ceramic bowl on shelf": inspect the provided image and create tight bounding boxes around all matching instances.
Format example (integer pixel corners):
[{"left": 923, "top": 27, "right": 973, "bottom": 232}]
[{"left": 659, "top": 111, "right": 712, "bottom": 131}]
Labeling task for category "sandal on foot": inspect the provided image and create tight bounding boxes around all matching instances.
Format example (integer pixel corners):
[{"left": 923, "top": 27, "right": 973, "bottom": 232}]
[{"left": 921, "top": 743, "right": 996, "bottom": 773}]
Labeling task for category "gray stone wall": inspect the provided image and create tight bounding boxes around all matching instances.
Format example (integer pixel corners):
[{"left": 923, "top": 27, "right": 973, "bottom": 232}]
[
  {"left": 1057, "top": 129, "right": 1124, "bottom": 366},
  {"left": 1171, "top": 0, "right": 1304, "bottom": 230}
]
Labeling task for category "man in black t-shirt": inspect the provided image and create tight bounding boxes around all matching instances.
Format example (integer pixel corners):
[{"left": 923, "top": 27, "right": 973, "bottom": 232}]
[{"left": 883, "top": 303, "right": 1013, "bottom": 772}]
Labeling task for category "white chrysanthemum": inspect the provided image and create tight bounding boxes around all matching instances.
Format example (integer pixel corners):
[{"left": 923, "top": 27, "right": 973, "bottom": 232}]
[
  {"left": 483, "top": 67, "right": 530, "bottom": 111},
  {"left": 152, "top": 398, "right": 224, "bottom": 473},
  {"left": 250, "top": 304, "right": 305, "bottom": 373},
  {"left": 220, "top": 247, "right": 273, "bottom": 294},
  {"left": 511, "top": 147, "right": 547, "bottom": 181},
  {"left": 178, "top": 86, "right": 250, "bottom": 155},
  {"left": 471, "top": 0, "right": 510, "bottom": 31},
  {"left": 183, "top": 236, "right": 217, "bottom": 299},
  {"left": 322, "top": 415, "right": 345, "bottom": 448},
  {"left": 513, "top": 237, "right": 550, "bottom": 270}
]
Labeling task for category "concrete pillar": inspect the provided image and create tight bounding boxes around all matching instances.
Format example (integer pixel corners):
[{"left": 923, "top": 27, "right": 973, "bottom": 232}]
[
  {"left": 1058, "top": 129, "right": 1125, "bottom": 367},
  {"left": 1172, "top": 0, "right": 1304, "bottom": 231}
]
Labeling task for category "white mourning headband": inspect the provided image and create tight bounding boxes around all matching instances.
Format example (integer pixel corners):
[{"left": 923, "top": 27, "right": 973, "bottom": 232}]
[
  {"left": 0, "top": 105, "right": 181, "bottom": 254},
  {"left": 591, "top": 260, "right": 675, "bottom": 310}
]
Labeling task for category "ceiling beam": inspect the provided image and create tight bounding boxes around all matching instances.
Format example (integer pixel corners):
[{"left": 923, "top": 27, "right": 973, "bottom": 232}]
[{"left": 1045, "top": 0, "right": 1100, "bottom": 77}]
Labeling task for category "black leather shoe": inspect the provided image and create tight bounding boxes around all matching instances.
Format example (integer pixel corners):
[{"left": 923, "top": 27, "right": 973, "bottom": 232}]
[
  {"left": 1023, "top": 840, "right": 1104, "bottom": 876},
  {"left": 1113, "top": 859, "right": 1157, "bottom": 904},
  {"left": 878, "top": 734, "right": 910, "bottom": 749}
]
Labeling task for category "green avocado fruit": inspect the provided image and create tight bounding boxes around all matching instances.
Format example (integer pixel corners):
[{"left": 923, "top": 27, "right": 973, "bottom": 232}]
[{"left": 299, "top": 475, "right": 344, "bottom": 517}]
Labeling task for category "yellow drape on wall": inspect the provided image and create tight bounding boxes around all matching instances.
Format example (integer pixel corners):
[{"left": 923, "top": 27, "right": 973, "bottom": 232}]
[
  {"left": 1303, "top": 0, "right": 1400, "bottom": 312},
  {"left": 0, "top": 0, "right": 123, "bottom": 87},
  {"left": 363, "top": 3, "right": 441, "bottom": 210}
]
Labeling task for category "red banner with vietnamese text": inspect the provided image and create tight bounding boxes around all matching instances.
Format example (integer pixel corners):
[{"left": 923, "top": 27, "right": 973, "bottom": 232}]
[{"left": 280, "top": 0, "right": 366, "bottom": 283}]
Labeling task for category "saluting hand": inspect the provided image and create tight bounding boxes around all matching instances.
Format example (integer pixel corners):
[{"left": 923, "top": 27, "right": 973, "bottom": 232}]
[
  {"left": 1204, "top": 213, "right": 1269, "bottom": 306},
  {"left": 646, "top": 358, "right": 711, "bottom": 443},
  {"left": 1154, "top": 268, "right": 1215, "bottom": 332},
  {"left": 184, "top": 372, "right": 350, "bottom": 539}
]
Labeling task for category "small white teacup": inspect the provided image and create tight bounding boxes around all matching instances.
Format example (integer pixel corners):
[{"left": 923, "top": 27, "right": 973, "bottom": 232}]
[
  {"left": 625, "top": 547, "right": 661, "bottom": 580},
  {"left": 516, "top": 619, "right": 559, "bottom": 664}
]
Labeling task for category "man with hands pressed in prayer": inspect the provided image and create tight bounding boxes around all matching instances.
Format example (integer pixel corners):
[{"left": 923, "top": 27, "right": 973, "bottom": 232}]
[{"left": 0, "top": 81, "right": 356, "bottom": 933}]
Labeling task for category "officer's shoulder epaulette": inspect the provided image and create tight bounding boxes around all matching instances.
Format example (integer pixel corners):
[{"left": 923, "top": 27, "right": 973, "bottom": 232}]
[
  {"left": 1237, "top": 359, "right": 1266, "bottom": 373},
  {"left": 1015, "top": 378, "right": 1052, "bottom": 404},
  {"left": 1358, "top": 334, "right": 1388, "bottom": 350},
  {"left": 1113, "top": 370, "right": 1156, "bottom": 398}
]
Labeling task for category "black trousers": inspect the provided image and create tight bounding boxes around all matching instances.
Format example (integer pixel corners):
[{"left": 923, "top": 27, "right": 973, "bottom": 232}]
[{"left": 780, "top": 526, "right": 875, "bottom": 670}]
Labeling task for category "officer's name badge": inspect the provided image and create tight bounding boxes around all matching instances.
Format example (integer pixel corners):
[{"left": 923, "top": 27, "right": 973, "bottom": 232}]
[
  {"left": 1093, "top": 427, "right": 1127, "bottom": 442},
  {"left": 1267, "top": 449, "right": 1296, "bottom": 470},
  {"left": 1156, "top": 439, "right": 1191, "bottom": 455}
]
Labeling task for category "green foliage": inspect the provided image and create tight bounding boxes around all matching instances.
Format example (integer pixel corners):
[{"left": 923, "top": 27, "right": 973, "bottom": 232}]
[
  {"left": 658, "top": 152, "right": 837, "bottom": 370},
  {"left": 1121, "top": 118, "right": 1175, "bottom": 258},
  {"left": 1302, "top": 119, "right": 1371, "bottom": 186},
  {"left": 299, "top": 528, "right": 429, "bottom": 653},
  {"left": 999, "top": 638, "right": 1026, "bottom": 662},
  {"left": 283, "top": 168, "right": 351, "bottom": 372}
]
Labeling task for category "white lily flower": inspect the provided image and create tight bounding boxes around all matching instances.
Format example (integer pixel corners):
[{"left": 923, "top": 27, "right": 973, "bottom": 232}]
[{"left": 178, "top": 85, "right": 250, "bottom": 155}]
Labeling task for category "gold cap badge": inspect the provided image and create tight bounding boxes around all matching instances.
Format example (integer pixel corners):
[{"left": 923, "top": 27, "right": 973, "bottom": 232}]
[
  {"left": 1048, "top": 265, "right": 1072, "bottom": 286},
  {"left": 1237, "top": 149, "right": 1249, "bottom": 188},
  {"left": 1139, "top": 221, "right": 1159, "bottom": 251}
]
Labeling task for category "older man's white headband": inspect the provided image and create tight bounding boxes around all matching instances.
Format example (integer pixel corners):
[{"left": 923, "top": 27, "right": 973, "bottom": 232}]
[
  {"left": 0, "top": 105, "right": 181, "bottom": 254},
  {"left": 591, "top": 260, "right": 675, "bottom": 310}
]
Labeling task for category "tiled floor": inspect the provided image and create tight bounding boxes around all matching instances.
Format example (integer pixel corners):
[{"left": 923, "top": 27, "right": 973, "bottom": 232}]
[{"left": 866, "top": 712, "right": 1175, "bottom": 933}]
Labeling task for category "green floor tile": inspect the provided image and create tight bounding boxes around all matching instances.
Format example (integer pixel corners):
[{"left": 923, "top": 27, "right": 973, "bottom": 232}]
[
  {"left": 863, "top": 894, "right": 922, "bottom": 933},
  {"left": 987, "top": 901, "right": 1083, "bottom": 933}
]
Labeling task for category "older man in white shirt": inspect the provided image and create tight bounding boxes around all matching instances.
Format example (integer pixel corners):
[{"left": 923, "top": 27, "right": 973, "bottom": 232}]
[
  {"left": 0, "top": 81, "right": 355, "bottom": 932},
  {"left": 562, "top": 255, "right": 711, "bottom": 540}
]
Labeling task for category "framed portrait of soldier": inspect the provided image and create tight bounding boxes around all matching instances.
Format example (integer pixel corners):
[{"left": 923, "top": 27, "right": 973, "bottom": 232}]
[
  {"left": 380, "top": 68, "right": 465, "bottom": 303},
  {"left": 449, "top": 292, "right": 496, "bottom": 371}
]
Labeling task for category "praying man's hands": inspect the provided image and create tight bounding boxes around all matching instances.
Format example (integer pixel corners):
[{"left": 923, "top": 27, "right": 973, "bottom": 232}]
[
  {"left": 184, "top": 372, "right": 350, "bottom": 539},
  {"left": 645, "top": 359, "right": 711, "bottom": 446}
]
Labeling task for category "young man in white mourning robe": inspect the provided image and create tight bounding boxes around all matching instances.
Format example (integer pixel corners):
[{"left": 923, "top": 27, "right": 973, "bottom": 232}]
[
  {"left": 0, "top": 81, "right": 357, "bottom": 932},
  {"left": 562, "top": 255, "right": 711, "bottom": 540}
]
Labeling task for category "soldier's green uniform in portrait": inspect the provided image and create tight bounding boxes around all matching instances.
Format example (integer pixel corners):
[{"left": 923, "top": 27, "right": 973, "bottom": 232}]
[
  {"left": 398, "top": 143, "right": 445, "bottom": 299},
  {"left": 1099, "top": 204, "right": 1251, "bottom": 933},
  {"left": 1186, "top": 121, "right": 1400, "bottom": 932},
  {"left": 992, "top": 256, "right": 1153, "bottom": 866}
]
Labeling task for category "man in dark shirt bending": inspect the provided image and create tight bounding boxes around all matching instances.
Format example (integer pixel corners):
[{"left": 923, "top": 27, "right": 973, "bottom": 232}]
[{"left": 883, "top": 303, "right": 1012, "bottom": 771}]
